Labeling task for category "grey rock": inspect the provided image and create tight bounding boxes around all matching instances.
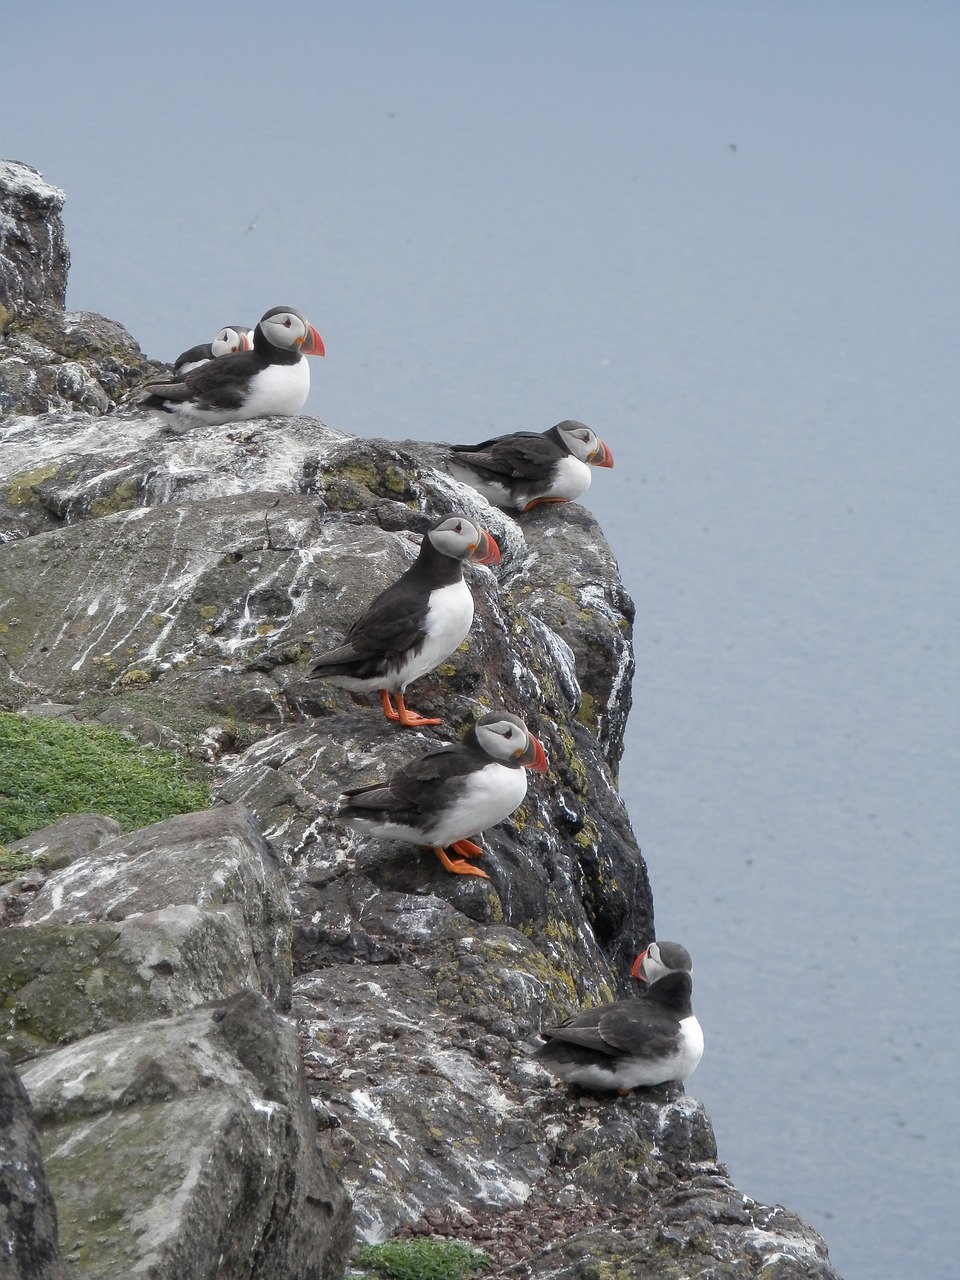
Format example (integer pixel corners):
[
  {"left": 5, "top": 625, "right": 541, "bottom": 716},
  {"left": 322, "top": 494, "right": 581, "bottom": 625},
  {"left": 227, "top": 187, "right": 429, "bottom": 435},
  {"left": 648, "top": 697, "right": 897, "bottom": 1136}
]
[
  {"left": 0, "top": 161, "right": 69, "bottom": 313},
  {"left": 7, "top": 812, "right": 123, "bottom": 870},
  {"left": 20, "top": 804, "right": 293, "bottom": 1011},
  {"left": 1, "top": 906, "right": 267, "bottom": 1062},
  {"left": 0, "top": 1050, "right": 65, "bottom": 1279},
  {"left": 0, "top": 162, "right": 168, "bottom": 417},
  {"left": 19, "top": 991, "right": 352, "bottom": 1280}
]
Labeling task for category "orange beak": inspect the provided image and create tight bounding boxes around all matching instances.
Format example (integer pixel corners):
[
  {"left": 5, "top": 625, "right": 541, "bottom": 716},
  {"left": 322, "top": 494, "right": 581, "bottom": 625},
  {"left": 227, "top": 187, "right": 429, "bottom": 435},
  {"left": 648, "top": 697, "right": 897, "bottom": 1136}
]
[
  {"left": 590, "top": 439, "right": 614, "bottom": 468},
  {"left": 630, "top": 949, "right": 648, "bottom": 981},
  {"left": 299, "top": 324, "right": 326, "bottom": 356},
  {"left": 518, "top": 732, "right": 549, "bottom": 773},
  {"left": 471, "top": 529, "right": 501, "bottom": 566},
  {"left": 240, "top": 331, "right": 254, "bottom": 352}
]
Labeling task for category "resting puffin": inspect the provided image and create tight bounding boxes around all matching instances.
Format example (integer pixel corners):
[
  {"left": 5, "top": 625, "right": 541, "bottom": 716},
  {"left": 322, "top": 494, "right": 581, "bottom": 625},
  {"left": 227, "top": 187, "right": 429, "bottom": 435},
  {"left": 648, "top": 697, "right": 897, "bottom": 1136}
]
[
  {"left": 173, "top": 325, "right": 254, "bottom": 378},
  {"left": 447, "top": 419, "right": 614, "bottom": 512},
  {"left": 339, "top": 709, "right": 549, "bottom": 877},
  {"left": 533, "top": 941, "right": 703, "bottom": 1092},
  {"left": 306, "top": 513, "right": 500, "bottom": 728},
  {"left": 140, "top": 305, "right": 325, "bottom": 426}
]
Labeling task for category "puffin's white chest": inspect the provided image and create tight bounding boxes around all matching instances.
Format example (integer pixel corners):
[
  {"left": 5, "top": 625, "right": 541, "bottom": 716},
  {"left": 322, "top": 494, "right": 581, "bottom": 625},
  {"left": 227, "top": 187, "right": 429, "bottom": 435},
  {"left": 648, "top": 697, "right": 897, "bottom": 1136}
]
[
  {"left": 397, "top": 579, "right": 474, "bottom": 686},
  {"left": 425, "top": 760, "right": 529, "bottom": 846},
  {"left": 610, "top": 1014, "right": 704, "bottom": 1090},
  {"left": 517, "top": 454, "right": 591, "bottom": 510},
  {"left": 237, "top": 358, "right": 311, "bottom": 419}
]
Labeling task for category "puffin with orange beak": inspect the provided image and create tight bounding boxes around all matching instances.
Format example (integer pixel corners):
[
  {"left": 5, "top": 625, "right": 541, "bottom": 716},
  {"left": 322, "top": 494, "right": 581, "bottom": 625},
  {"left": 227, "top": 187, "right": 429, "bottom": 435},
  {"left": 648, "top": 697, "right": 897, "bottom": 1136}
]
[
  {"left": 307, "top": 513, "right": 501, "bottom": 729},
  {"left": 140, "top": 305, "right": 324, "bottom": 427},
  {"left": 533, "top": 941, "right": 703, "bottom": 1092},
  {"left": 339, "top": 709, "right": 549, "bottom": 877},
  {"left": 448, "top": 419, "right": 614, "bottom": 512}
]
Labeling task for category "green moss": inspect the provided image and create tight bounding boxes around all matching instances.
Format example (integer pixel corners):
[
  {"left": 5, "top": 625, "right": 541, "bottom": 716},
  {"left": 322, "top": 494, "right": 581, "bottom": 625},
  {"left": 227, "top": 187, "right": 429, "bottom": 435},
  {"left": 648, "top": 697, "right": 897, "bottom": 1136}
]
[
  {"left": 354, "top": 1237, "right": 490, "bottom": 1279},
  {"left": 7, "top": 464, "right": 59, "bottom": 506},
  {"left": 0, "top": 712, "right": 210, "bottom": 843},
  {"left": 0, "top": 844, "right": 36, "bottom": 884}
]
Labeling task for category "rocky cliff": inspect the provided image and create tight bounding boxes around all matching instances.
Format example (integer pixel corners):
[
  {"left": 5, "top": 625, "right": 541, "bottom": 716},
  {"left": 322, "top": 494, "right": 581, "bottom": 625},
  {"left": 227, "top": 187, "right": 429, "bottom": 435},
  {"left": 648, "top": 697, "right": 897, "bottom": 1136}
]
[{"left": 0, "top": 160, "right": 841, "bottom": 1279}]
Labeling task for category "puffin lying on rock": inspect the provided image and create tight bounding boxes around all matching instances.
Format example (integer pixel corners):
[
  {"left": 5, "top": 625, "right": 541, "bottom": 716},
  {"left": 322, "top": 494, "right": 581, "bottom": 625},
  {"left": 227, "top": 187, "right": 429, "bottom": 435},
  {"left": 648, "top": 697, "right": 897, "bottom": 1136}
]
[
  {"left": 140, "top": 305, "right": 324, "bottom": 426},
  {"left": 447, "top": 419, "right": 614, "bottom": 512},
  {"left": 533, "top": 941, "right": 703, "bottom": 1092},
  {"left": 306, "top": 513, "right": 500, "bottom": 728},
  {"left": 339, "top": 709, "right": 548, "bottom": 877},
  {"left": 173, "top": 325, "right": 254, "bottom": 378}
]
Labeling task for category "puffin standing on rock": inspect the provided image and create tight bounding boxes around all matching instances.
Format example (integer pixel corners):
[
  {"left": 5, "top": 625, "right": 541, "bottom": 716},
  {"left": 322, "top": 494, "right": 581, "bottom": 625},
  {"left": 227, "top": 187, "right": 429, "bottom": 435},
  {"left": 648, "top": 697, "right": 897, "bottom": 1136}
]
[
  {"left": 139, "top": 305, "right": 325, "bottom": 426},
  {"left": 338, "top": 710, "right": 549, "bottom": 877},
  {"left": 447, "top": 419, "right": 614, "bottom": 512},
  {"left": 533, "top": 941, "right": 703, "bottom": 1092},
  {"left": 306, "top": 513, "right": 500, "bottom": 728},
  {"left": 173, "top": 325, "right": 254, "bottom": 378}
]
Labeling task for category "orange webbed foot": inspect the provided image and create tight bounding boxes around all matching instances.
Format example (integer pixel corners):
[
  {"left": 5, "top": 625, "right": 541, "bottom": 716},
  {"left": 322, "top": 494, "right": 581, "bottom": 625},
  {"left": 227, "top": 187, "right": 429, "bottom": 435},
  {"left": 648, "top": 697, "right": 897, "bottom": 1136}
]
[
  {"left": 435, "top": 847, "right": 489, "bottom": 878},
  {"left": 380, "top": 690, "right": 442, "bottom": 727},
  {"left": 449, "top": 837, "right": 484, "bottom": 858}
]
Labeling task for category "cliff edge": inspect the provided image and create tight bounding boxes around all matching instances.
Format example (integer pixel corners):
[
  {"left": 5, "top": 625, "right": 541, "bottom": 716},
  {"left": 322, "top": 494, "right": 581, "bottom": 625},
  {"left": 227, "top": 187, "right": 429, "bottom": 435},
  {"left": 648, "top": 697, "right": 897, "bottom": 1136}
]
[{"left": 0, "top": 160, "right": 840, "bottom": 1280}]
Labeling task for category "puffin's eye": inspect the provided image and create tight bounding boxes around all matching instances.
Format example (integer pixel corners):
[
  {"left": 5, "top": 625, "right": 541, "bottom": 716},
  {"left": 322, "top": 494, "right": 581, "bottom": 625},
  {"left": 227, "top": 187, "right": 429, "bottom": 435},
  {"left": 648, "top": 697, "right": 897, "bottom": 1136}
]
[
  {"left": 454, "top": 522, "right": 462, "bottom": 533},
  {"left": 283, "top": 318, "right": 292, "bottom": 327}
]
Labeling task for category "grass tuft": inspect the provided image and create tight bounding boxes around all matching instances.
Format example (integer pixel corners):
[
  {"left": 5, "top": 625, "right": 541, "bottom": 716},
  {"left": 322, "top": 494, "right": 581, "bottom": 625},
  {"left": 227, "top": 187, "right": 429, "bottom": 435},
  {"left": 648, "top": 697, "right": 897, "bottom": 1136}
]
[
  {"left": 354, "top": 1237, "right": 491, "bottom": 1280},
  {"left": 0, "top": 712, "right": 210, "bottom": 844}
]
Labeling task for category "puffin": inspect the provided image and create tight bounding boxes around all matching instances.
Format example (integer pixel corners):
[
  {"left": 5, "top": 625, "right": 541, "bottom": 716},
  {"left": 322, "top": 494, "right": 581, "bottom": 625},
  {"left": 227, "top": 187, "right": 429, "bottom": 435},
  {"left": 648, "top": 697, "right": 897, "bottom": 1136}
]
[
  {"left": 532, "top": 941, "right": 703, "bottom": 1092},
  {"left": 338, "top": 709, "right": 549, "bottom": 877},
  {"left": 447, "top": 419, "right": 614, "bottom": 512},
  {"left": 173, "top": 325, "right": 254, "bottom": 378},
  {"left": 140, "top": 305, "right": 325, "bottom": 426},
  {"left": 306, "top": 513, "right": 500, "bottom": 728}
]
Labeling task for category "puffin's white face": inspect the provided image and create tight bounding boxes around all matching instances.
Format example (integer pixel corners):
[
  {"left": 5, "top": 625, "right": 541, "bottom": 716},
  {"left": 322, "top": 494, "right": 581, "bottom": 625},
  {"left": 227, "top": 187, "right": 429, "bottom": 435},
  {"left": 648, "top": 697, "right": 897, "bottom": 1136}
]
[
  {"left": 473, "top": 712, "right": 549, "bottom": 770},
  {"left": 211, "top": 326, "right": 252, "bottom": 357},
  {"left": 427, "top": 514, "right": 500, "bottom": 565},
  {"left": 474, "top": 713, "right": 534, "bottom": 762},
  {"left": 637, "top": 940, "right": 693, "bottom": 984},
  {"left": 428, "top": 514, "right": 483, "bottom": 560},
  {"left": 557, "top": 422, "right": 606, "bottom": 464},
  {"left": 259, "top": 308, "right": 311, "bottom": 351}
]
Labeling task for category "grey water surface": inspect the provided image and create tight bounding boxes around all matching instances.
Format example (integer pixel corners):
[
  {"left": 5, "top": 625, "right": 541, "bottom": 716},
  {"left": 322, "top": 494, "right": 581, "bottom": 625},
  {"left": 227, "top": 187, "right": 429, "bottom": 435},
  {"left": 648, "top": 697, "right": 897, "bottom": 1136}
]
[{"left": 6, "top": 4, "right": 959, "bottom": 1277}]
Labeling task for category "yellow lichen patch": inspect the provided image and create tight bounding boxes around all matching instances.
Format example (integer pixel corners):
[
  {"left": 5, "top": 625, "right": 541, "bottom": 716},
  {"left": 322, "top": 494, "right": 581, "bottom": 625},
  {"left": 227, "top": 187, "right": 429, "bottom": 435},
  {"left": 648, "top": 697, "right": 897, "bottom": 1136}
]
[
  {"left": 118, "top": 669, "right": 153, "bottom": 687},
  {"left": 197, "top": 605, "right": 218, "bottom": 620},
  {"left": 7, "top": 465, "right": 59, "bottom": 506},
  {"left": 576, "top": 690, "right": 598, "bottom": 731},
  {"left": 256, "top": 623, "right": 276, "bottom": 636},
  {"left": 89, "top": 477, "right": 139, "bottom": 517}
]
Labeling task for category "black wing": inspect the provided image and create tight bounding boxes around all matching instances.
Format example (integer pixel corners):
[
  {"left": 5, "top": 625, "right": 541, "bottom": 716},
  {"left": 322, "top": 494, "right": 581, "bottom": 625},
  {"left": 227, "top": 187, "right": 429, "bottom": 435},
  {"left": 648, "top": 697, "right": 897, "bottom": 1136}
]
[
  {"left": 307, "top": 569, "right": 431, "bottom": 679},
  {"left": 540, "top": 998, "right": 679, "bottom": 1060},
  {"left": 340, "top": 743, "right": 477, "bottom": 825},
  {"left": 173, "top": 342, "right": 212, "bottom": 373},
  {"left": 450, "top": 432, "right": 561, "bottom": 481},
  {"left": 141, "top": 350, "right": 265, "bottom": 412}
]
